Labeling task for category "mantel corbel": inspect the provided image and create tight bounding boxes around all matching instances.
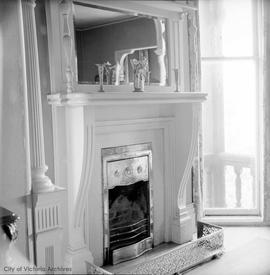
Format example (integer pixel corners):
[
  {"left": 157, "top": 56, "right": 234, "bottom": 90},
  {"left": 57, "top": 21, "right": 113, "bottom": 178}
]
[
  {"left": 178, "top": 103, "right": 201, "bottom": 209},
  {"left": 172, "top": 103, "right": 201, "bottom": 244}
]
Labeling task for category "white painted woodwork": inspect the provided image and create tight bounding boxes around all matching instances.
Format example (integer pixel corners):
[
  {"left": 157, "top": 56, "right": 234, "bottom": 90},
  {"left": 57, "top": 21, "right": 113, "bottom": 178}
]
[
  {"left": 45, "top": 0, "right": 203, "bottom": 272},
  {"left": 187, "top": 10, "right": 200, "bottom": 93},
  {"left": 200, "top": 0, "right": 262, "bottom": 219},
  {"left": 48, "top": 93, "right": 206, "bottom": 269},
  {"left": 21, "top": 0, "right": 67, "bottom": 270},
  {"left": 32, "top": 187, "right": 67, "bottom": 272},
  {"left": 172, "top": 203, "right": 196, "bottom": 244},
  {"left": 45, "top": 0, "right": 198, "bottom": 94},
  {"left": 60, "top": 0, "right": 74, "bottom": 93},
  {"left": 22, "top": 0, "right": 54, "bottom": 193},
  {"left": 48, "top": 92, "right": 207, "bottom": 106}
]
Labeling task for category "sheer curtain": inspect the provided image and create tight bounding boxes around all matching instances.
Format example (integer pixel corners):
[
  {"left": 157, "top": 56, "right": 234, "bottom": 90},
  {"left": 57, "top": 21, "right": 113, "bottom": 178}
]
[
  {"left": 263, "top": 0, "right": 270, "bottom": 223},
  {"left": 195, "top": 0, "right": 270, "bottom": 221}
]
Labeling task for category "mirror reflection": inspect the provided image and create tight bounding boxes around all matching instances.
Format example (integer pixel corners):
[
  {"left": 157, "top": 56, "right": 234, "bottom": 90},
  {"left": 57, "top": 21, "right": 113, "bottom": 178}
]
[{"left": 73, "top": 3, "right": 168, "bottom": 86}]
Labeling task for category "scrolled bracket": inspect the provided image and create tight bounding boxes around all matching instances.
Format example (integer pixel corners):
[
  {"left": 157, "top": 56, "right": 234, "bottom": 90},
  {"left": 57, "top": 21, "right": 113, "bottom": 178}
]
[
  {"left": 74, "top": 120, "right": 96, "bottom": 228},
  {"left": 177, "top": 103, "right": 201, "bottom": 210}
]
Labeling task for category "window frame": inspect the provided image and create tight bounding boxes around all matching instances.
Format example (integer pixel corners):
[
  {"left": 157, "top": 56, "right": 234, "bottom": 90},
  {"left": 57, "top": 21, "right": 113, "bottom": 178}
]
[{"left": 200, "top": 0, "right": 263, "bottom": 220}]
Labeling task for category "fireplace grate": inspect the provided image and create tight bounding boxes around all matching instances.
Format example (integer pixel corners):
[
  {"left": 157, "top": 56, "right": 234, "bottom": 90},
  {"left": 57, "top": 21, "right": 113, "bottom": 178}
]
[
  {"left": 110, "top": 219, "right": 150, "bottom": 250},
  {"left": 109, "top": 180, "right": 150, "bottom": 251}
]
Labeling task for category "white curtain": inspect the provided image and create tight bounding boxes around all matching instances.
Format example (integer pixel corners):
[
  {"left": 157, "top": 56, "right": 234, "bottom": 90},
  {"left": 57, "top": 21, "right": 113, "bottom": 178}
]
[
  {"left": 262, "top": 0, "right": 270, "bottom": 223},
  {"left": 195, "top": 0, "right": 270, "bottom": 222},
  {"left": 192, "top": 5, "right": 204, "bottom": 221}
]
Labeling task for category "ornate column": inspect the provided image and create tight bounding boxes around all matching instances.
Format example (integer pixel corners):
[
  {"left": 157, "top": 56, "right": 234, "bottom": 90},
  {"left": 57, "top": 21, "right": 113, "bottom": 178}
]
[
  {"left": 61, "top": 0, "right": 74, "bottom": 93},
  {"left": 22, "top": 0, "right": 54, "bottom": 193},
  {"left": 187, "top": 10, "right": 201, "bottom": 93},
  {"left": 22, "top": 0, "right": 67, "bottom": 270},
  {"left": 154, "top": 18, "right": 166, "bottom": 86}
]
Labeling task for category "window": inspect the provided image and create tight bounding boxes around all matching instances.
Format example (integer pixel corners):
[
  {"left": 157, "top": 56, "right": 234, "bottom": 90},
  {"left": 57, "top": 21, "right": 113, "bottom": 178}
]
[{"left": 199, "top": 0, "right": 262, "bottom": 216}]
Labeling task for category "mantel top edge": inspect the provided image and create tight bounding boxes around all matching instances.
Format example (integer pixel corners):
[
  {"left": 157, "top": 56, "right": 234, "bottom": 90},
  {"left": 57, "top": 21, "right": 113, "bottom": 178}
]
[{"left": 47, "top": 92, "right": 207, "bottom": 106}]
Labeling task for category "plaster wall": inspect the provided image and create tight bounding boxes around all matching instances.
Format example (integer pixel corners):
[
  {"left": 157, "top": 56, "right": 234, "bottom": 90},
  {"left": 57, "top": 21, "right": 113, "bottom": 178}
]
[{"left": 0, "top": 0, "right": 31, "bottom": 258}]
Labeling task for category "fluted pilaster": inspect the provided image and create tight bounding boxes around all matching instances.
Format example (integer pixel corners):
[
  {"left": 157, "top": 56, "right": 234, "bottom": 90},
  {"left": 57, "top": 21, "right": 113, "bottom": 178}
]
[{"left": 22, "top": 0, "right": 54, "bottom": 193}]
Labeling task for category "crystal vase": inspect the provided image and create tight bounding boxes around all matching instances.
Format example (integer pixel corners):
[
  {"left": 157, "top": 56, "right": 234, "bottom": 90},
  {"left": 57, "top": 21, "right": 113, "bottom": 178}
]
[
  {"left": 134, "top": 72, "right": 145, "bottom": 92},
  {"left": 96, "top": 64, "right": 105, "bottom": 92},
  {"left": 174, "top": 68, "right": 180, "bottom": 92}
]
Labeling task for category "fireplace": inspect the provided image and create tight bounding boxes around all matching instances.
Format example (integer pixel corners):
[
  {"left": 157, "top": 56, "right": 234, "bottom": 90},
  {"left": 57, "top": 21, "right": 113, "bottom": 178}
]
[{"left": 102, "top": 143, "right": 153, "bottom": 265}]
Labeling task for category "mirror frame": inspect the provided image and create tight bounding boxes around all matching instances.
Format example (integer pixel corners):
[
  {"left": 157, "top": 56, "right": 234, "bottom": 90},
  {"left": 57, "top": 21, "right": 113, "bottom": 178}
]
[{"left": 45, "top": 0, "right": 199, "bottom": 94}]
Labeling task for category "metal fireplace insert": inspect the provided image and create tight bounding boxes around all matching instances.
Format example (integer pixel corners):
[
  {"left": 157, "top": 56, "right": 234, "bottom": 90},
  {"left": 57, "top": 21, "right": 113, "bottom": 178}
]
[{"left": 102, "top": 143, "right": 153, "bottom": 265}]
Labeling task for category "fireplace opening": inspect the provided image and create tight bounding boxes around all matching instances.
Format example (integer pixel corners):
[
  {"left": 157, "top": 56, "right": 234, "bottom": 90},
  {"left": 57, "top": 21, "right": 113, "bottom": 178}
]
[
  {"left": 109, "top": 180, "right": 150, "bottom": 251},
  {"left": 102, "top": 144, "right": 153, "bottom": 265}
]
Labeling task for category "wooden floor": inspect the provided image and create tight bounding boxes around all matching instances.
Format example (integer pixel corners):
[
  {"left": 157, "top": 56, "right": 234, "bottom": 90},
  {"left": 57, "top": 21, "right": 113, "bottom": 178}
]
[{"left": 185, "top": 226, "right": 270, "bottom": 275}]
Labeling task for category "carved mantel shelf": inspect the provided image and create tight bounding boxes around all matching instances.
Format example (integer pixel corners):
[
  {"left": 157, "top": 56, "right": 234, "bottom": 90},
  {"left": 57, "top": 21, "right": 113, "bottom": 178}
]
[{"left": 48, "top": 92, "right": 207, "bottom": 106}]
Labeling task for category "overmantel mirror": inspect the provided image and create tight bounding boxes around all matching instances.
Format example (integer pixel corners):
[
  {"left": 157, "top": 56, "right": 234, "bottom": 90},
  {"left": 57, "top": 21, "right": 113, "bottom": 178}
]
[
  {"left": 46, "top": 0, "right": 199, "bottom": 93},
  {"left": 73, "top": 2, "right": 168, "bottom": 88}
]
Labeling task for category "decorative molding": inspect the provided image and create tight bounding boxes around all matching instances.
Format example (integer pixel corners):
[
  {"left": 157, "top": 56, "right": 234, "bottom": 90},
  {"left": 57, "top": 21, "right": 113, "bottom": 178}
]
[
  {"left": 22, "top": 0, "right": 54, "bottom": 193},
  {"left": 50, "top": 102, "right": 204, "bottom": 267},
  {"left": 45, "top": 0, "right": 197, "bottom": 95},
  {"left": 31, "top": 188, "right": 66, "bottom": 268},
  {"left": 35, "top": 204, "right": 61, "bottom": 233},
  {"left": 187, "top": 10, "right": 200, "bottom": 93},
  {"left": 178, "top": 103, "right": 201, "bottom": 209},
  {"left": 154, "top": 18, "right": 166, "bottom": 86},
  {"left": 60, "top": 0, "right": 74, "bottom": 93},
  {"left": 48, "top": 92, "right": 207, "bottom": 106},
  {"left": 192, "top": 98, "right": 203, "bottom": 221},
  {"left": 74, "top": 122, "right": 96, "bottom": 228},
  {"left": 74, "top": 0, "right": 192, "bottom": 20},
  {"left": 172, "top": 203, "right": 196, "bottom": 244},
  {"left": 168, "top": 15, "right": 191, "bottom": 92},
  {"left": 85, "top": 117, "right": 175, "bottom": 248},
  {"left": 45, "top": 246, "right": 54, "bottom": 269}
]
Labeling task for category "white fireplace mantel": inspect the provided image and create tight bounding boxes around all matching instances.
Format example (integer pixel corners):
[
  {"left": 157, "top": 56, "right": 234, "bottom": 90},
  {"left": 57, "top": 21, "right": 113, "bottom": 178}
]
[
  {"left": 48, "top": 90, "right": 206, "bottom": 273},
  {"left": 44, "top": 0, "right": 204, "bottom": 272},
  {"left": 48, "top": 91, "right": 207, "bottom": 106}
]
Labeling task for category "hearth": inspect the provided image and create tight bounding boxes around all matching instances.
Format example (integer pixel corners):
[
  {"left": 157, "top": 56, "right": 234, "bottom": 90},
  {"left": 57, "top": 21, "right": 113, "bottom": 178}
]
[{"left": 102, "top": 144, "right": 153, "bottom": 265}]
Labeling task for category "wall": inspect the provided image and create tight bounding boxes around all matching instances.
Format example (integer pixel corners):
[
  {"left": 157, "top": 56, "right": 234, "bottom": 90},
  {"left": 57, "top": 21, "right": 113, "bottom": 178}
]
[
  {"left": 0, "top": 0, "right": 31, "bottom": 258},
  {"left": 76, "top": 17, "right": 157, "bottom": 82}
]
